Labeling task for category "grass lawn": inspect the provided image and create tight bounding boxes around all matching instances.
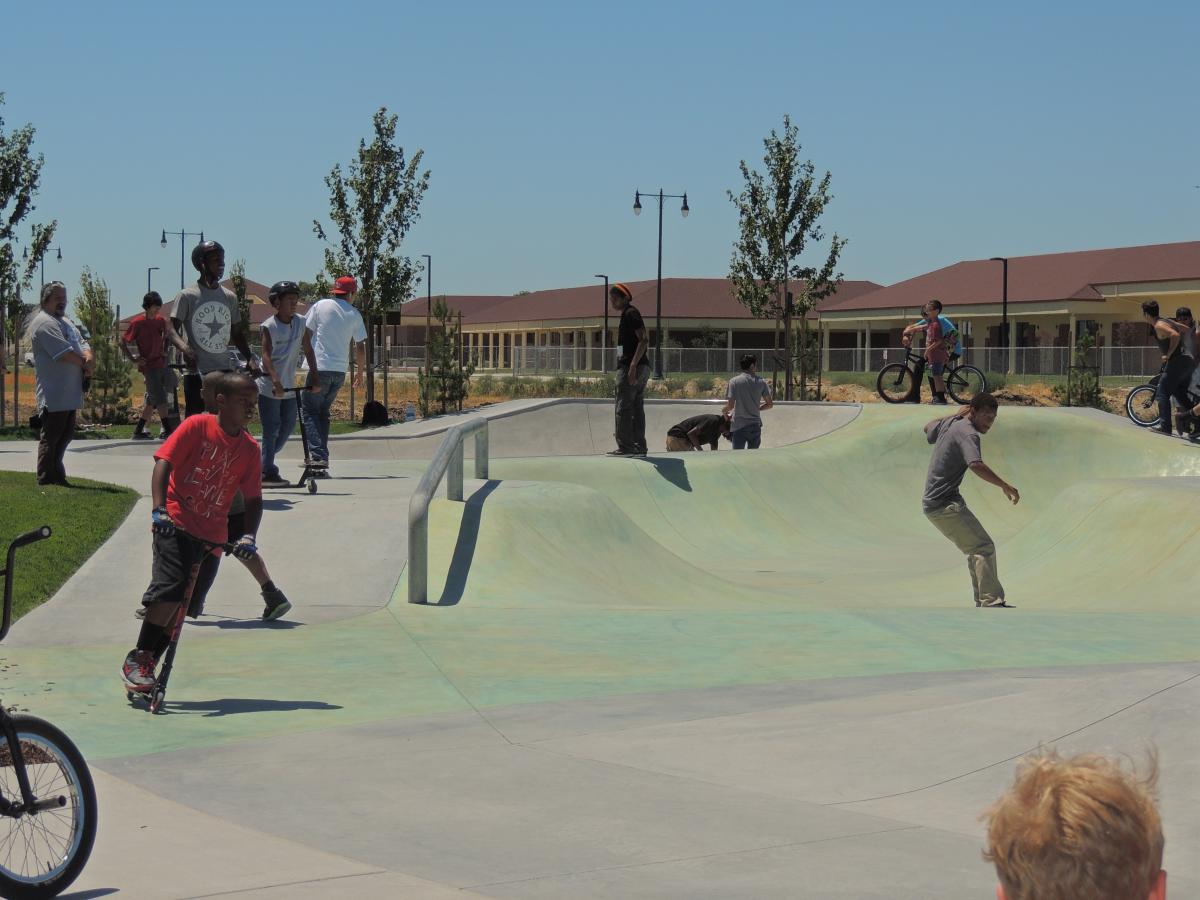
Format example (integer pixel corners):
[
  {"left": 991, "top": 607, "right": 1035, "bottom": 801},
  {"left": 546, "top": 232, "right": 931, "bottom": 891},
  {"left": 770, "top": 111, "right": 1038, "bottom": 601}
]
[{"left": 0, "top": 472, "right": 138, "bottom": 621}]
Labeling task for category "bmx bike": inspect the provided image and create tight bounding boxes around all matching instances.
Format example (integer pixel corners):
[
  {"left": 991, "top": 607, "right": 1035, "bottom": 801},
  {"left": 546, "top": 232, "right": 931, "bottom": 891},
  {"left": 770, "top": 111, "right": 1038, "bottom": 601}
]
[
  {"left": 1125, "top": 366, "right": 1200, "bottom": 432},
  {"left": 0, "top": 526, "right": 97, "bottom": 898},
  {"left": 876, "top": 349, "right": 988, "bottom": 404}
]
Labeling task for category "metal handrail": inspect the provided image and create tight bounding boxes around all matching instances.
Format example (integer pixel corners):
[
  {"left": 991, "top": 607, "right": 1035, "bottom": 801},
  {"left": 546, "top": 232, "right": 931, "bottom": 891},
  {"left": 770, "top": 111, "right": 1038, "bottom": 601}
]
[{"left": 407, "top": 418, "right": 490, "bottom": 604}]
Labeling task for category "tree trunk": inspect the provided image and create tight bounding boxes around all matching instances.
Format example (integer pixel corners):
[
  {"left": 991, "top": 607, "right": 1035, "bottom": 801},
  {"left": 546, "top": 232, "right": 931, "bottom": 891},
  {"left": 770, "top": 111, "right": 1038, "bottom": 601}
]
[
  {"left": 799, "top": 316, "right": 809, "bottom": 401},
  {"left": 771, "top": 316, "right": 780, "bottom": 396}
]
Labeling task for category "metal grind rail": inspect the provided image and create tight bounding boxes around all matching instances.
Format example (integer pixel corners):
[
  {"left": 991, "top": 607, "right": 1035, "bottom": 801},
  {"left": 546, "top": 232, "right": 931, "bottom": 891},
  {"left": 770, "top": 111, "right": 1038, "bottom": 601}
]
[{"left": 407, "top": 418, "right": 490, "bottom": 604}]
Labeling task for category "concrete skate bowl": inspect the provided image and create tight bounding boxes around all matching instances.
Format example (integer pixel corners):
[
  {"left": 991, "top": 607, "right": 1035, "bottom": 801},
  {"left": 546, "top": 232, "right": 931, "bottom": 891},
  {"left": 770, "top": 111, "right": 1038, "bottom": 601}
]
[
  {"left": 405, "top": 404, "right": 1200, "bottom": 656},
  {"left": 324, "top": 398, "right": 860, "bottom": 460}
]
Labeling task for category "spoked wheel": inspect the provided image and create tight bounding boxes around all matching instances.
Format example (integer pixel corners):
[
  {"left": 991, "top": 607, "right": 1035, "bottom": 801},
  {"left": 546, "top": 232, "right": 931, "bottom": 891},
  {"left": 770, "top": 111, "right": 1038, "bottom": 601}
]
[
  {"left": 1125, "top": 384, "right": 1160, "bottom": 428},
  {"left": 149, "top": 688, "right": 166, "bottom": 715},
  {"left": 876, "top": 364, "right": 915, "bottom": 403},
  {"left": 946, "top": 365, "right": 987, "bottom": 404},
  {"left": 307, "top": 480, "right": 317, "bottom": 494},
  {"left": 0, "top": 715, "right": 97, "bottom": 899}
]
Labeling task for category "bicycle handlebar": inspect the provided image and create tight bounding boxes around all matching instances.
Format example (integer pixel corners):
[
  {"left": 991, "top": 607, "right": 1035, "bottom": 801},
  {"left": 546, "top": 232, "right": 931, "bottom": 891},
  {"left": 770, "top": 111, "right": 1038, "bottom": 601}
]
[{"left": 1, "top": 526, "right": 53, "bottom": 643}]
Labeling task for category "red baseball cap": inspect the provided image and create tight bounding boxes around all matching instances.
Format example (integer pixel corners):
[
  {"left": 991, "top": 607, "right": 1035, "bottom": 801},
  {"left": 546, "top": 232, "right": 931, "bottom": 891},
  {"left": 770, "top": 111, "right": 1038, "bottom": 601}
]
[{"left": 332, "top": 276, "right": 359, "bottom": 296}]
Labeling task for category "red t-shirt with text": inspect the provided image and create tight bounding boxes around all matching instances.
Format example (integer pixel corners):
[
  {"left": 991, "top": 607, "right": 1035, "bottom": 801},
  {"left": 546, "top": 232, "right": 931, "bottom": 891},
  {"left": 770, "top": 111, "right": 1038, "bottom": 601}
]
[
  {"left": 122, "top": 317, "right": 168, "bottom": 370},
  {"left": 155, "top": 414, "right": 261, "bottom": 544}
]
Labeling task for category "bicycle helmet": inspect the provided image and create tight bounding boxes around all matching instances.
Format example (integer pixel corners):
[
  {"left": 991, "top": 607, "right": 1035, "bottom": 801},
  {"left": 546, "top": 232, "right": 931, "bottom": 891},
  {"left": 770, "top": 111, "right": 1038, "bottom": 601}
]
[
  {"left": 268, "top": 280, "right": 300, "bottom": 302},
  {"left": 190, "top": 240, "right": 225, "bottom": 272}
]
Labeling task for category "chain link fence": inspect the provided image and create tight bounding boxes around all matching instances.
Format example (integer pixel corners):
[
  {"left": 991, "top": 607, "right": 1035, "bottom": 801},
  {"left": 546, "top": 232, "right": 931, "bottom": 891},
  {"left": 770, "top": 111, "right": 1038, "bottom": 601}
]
[{"left": 825, "top": 346, "right": 1161, "bottom": 379}]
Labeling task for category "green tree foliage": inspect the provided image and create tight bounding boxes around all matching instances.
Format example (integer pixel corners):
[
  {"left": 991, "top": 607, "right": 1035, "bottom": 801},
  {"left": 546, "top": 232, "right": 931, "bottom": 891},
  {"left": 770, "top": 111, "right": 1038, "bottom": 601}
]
[
  {"left": 1053, "top": 333, "right": 1105, "bottom": 410},
  {"left": 228, "top": 258, "right": 250, "bottom": 331},
  {"left": 297, "top": 275, "right": 330, "bottom": 306},
  {"left": 690, "top": 325, "right": 727, "bottom": 349},
  {"left": 74, "top": 268, "right": 132, "bottom": 424},
  {"left": 313, "top": 107, "right": 430, "bottom": 405},
  {"left": 728, "top": 115, "right": 845, "bottom": 398},
  {"left": 417, "top": 297, "right": 473, "bottom": 417},
  {"left": 0, "top": 93, "right": 56, "bottom": 426}
]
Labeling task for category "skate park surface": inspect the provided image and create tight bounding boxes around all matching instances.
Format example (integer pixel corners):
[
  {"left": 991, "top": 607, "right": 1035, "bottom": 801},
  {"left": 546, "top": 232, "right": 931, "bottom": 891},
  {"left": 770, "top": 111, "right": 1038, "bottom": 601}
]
[{"left": 1, "top": 398, "right": 1197, "bottom": 898}]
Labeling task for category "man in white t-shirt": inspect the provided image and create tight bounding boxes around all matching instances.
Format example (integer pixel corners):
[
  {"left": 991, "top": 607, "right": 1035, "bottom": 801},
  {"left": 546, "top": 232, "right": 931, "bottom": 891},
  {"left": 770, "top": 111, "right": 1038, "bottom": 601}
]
[{"left": 301, "top": 275, "right": 367, "bottom": 472}]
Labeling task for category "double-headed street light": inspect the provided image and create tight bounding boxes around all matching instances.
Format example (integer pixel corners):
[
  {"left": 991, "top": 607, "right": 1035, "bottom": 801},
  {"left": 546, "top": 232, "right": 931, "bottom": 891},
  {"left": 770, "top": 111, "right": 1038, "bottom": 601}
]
[
  {"left": 23, "top": 244, "right": 62, "bottom": 289},
  {"left": 161, "top": 228, "right": 204, "bottom": 288},
  {"left": 594, "top": 274, "right": 608, "bottom": 370},
  {"left": 634, "top": 189, "right": 688, "bottom": 379}
]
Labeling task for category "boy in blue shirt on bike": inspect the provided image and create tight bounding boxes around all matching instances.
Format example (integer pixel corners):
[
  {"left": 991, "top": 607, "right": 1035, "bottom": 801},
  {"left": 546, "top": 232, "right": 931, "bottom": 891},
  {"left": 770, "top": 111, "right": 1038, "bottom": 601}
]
[{"left": 903, "top": 300, "right": 961, "bottom": 404}]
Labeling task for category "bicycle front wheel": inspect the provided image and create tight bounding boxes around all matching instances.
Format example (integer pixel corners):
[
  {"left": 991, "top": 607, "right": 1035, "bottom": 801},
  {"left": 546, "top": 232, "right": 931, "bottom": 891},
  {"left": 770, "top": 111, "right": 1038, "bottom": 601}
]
[
  {"left": 0, "top": 715, "right": 97, "bottom": 900},
  {"left": 1125, "top": 384, "right": 1161, "bottom": 428},
  {"left": 876, "top": 364, "right": 915, "bottom": 403},
  {"left": 946, "top": 365, "right": 987, "bottom": 404}
]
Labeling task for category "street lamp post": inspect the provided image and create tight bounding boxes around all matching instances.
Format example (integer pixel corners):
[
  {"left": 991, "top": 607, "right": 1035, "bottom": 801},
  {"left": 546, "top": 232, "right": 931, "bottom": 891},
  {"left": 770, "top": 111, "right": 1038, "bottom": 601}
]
[
  {"left": 633, "top": 189, "right": 688, "bottom": 379},
  {"left": 23, "top": 245, "right": 62, "bottom": 289},
  {"left": 421, "top": 254, "right": 432, "bottom": 370},
  {"left": 990, "top": 256, "right": 1009, "bottom": 371},
  {"left": 594, "top": 274, "right": 608, "bottom": 371},
  {"left": 161, "top": 228, "right": 204, "bottom": 288},
  {"left": 147, "top": 267, "right": 160, "bottom": 293}
]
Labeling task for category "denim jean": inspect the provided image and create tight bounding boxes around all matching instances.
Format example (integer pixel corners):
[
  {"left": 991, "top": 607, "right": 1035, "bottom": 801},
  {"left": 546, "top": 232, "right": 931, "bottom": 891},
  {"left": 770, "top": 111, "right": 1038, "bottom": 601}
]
[
  {"left": 301, "top": 371, "right": 345, "bottom": 462},
  {"left": 1155, "top": 353, "right": 1195, "bottom": 433},
  {"left": 258, "top": 394, "right": 298, "bottom": 479},
  {"left": 614, "top": 362, "right": 651, "bottom": 452},
  {"left": 731, "top": 421, "right": 762, "bottom": 450}
]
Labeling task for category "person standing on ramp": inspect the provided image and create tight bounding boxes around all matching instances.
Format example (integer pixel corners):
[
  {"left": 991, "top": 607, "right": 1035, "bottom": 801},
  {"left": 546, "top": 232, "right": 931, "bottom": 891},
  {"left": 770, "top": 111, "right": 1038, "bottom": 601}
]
[
  {"left": 922, "top": 392, "right": 1019, "bottom": 608},
  {"left": 607, "top": 282, "right": 650, "bottom": 456}
]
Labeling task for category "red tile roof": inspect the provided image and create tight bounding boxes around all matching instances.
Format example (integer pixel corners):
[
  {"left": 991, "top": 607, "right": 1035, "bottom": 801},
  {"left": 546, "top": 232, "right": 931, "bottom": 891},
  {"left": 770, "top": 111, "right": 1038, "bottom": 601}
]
[
  {"left": 397, "top": 278, "right": 884, "bottom": 325},
  {"left": 822, "top": 240, "right": 1200, "bottom": 314},
  {"left": 120, "top": 278, "right": 308, "bottom": 328}
]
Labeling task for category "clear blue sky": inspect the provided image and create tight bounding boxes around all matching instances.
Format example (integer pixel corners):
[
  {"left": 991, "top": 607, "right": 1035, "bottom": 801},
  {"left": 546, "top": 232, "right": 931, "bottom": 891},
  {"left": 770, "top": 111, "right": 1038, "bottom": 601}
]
[{"left": 2, "top": 0, "right": 1197, "bottom": 312}]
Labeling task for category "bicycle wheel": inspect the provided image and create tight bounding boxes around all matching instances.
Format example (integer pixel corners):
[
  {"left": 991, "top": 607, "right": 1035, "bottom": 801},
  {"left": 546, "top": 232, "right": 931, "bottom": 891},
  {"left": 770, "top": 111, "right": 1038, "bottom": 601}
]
[
  {"left": 876, "top": 364, "right": 915, "bottom": 403},
  {"left": 0, "top": 715, "right": 97, "bottom": 899},
  {"left": 1125, "top": 384, "right": 1161, "bottom": 428},
  {"left": 946, "top": 365, "right": 987, "bottom": 404}
]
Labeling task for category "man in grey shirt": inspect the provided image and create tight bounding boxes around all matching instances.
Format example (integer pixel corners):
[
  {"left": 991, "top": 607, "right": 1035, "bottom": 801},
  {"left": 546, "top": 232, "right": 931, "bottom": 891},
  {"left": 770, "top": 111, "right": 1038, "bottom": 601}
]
[
  {"left": 722, "top": 353, "right": 774, "bottom": 449},
  {"left": 923, "top": 392, "right": 1019, "bottom": 608},
  {"left": 27, "top": 281, "right": 94, "bottom": 486},
  {"left": 164, "top": 239, "right": 259, "bottom": 416}
]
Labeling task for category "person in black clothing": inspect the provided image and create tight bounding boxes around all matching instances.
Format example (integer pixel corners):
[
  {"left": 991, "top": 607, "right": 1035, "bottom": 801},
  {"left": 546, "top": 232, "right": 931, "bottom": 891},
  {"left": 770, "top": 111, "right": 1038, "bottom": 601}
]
[
  {"left": 1144, "top": 300, "right": 1195, "bottom": 436},
  {"left": 608, "top": 282, "right": 651, "bottom": 456},
  {"left": 665, "top": 413, "right": 731, "bottom": 451}
]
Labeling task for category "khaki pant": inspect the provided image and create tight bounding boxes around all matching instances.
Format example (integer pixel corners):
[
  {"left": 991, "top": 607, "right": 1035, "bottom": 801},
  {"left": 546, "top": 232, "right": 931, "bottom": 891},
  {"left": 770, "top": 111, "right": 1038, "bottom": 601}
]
[
  {"left": 924, "top": 500, "right": 1005, "bottom": 606},
  {"left": 665, "top": 435, "right": 694, "bottom": 452}
]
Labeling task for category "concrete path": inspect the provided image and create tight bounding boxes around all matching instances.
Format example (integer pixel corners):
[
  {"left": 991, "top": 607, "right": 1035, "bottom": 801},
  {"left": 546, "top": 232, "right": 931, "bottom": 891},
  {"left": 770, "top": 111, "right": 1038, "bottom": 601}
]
[{"left": 0, "top": 400, "right": 1195, "bottom": 898}]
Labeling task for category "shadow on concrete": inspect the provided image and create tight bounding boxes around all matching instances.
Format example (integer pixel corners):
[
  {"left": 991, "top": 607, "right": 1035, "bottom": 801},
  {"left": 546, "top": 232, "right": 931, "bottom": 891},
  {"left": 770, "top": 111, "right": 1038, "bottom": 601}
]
[
  {"left": 61, "top": 890, "right": 119, "bottom": 899},
  {"left": 434, "top": 480, "right": 503, "bottom": 607},
  {"left": 262, "top": 498, "right": 296, "bottom": 511},
  {"left": 326, "top": 475, "right": 409, "bottom": 481},
  {"left": 167, "top": 698, "right": 343, "bottom": 717},
  {"left": 637, "top": 456, "right": 692, "bottom": 492},
  {"left": 188, "top": 617, "right": 304, "bottom": 630}
]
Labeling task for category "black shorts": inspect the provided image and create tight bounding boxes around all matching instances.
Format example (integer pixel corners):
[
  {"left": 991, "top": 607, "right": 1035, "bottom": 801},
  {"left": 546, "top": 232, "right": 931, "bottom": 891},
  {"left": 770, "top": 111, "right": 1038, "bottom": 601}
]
[{"left": 141, "top": 530, "right": 222, "bottom": 613}]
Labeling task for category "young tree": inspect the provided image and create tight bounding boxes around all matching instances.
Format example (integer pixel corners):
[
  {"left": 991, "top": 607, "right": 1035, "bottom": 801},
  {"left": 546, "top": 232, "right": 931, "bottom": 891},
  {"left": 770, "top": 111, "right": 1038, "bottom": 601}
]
[
  {"left": 313, "top": 107, "right": 430, "bottom": 405},
  {"left": 728, "top": 115, "right": 845, "bottom": 399},
  {"left": 0, "top": 93, "right": 56, "bottom": 427},
  {"left": 417, "top": 297, "right": 473, "bottom": 417},
  {"left": 74, "top": 268, "right": 132, "bottom": 424},
  {"left": 228, "top": 258, "right": 251, "bottom": 334}
]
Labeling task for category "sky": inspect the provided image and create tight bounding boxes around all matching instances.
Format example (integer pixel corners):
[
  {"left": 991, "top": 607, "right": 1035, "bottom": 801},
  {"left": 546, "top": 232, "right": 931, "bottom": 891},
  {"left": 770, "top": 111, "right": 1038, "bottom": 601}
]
[{"left": 2, "top": 0, "right": 1197, "bottom": 313}]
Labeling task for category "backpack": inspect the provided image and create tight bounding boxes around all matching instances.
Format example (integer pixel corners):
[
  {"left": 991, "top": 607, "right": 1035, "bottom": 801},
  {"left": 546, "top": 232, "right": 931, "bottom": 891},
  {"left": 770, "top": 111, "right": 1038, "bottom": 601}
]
[{"left": 361, "top": 400, "right": 389, "bottom": 428}]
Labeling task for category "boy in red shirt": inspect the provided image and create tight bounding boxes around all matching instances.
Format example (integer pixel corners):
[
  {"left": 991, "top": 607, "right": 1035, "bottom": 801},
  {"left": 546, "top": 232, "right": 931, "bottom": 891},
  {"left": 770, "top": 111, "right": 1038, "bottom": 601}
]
[
  {"left": 122, "top": 372, "right": 263, "bottom": 692},
  {"left": 903, "top": 302, "right": 951, "bottom": 404},
  {"left": 121, "top": 292, "right": 177, "bottom": 439}
]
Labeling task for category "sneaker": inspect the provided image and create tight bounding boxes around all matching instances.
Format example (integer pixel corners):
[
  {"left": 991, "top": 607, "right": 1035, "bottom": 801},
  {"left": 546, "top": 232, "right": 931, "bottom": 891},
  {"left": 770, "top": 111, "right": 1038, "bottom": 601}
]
[
  {"left": 979, "top": 598, "right": 1015, "bottom": 608},
  {"left": 261, "top": 587, "right": 292, "bottom": 621},
  {"left": 606, "top": 449, "right": 634, "bottom": 457},
  {"left": 931, "top": 397, "right": 949, "bottom": 405},
  {"left": 122, "top": 650, "right": 157, "bottom": 692},
  {"left": 312, "top": 468, "right": 331, "bottom": 479},
  {"left": 134, "top": 606, "right": 146, "bottom": 620},
  {"left": 132, "top": 430, "right": 153, "bottom": 441},
  {"left": 304, "top": 458, "right": 329, "bottom": 469},
  {"left": 262, "top": 475, "right": 290, "bottom": 488}
]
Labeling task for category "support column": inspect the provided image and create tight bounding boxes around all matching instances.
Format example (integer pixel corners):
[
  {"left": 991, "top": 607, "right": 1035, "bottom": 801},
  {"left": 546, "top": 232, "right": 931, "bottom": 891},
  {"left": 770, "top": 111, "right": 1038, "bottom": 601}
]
[
  {"left": 726, "top": 329, "right": 734, "bottom": 372},
  {"left": 585, "top": 329, "right": 594, "bottom": 371},
  {"left": 855, "top": 328, "right": 863, "bottom": 372},
  {"left": 821, "top": 321, "right": 831, "bottom": 372},
  {"left": 864, "top": 322, "right": 873, "bottom": 372}
]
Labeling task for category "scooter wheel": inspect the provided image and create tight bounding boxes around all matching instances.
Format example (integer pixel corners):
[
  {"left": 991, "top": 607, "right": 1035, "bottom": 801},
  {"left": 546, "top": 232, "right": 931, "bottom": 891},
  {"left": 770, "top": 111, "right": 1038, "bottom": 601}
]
[
  {"left": 307, "top": 480, "right": 317, "bottom": 494},
  {"left": 149, "top": 689, "right": 166, "bottom": 714}
]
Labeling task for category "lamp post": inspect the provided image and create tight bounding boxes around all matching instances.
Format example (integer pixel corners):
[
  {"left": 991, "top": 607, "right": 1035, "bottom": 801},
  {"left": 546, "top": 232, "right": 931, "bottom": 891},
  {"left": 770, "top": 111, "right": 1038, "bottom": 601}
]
[
  {"left": 160, "top": 228, "right": 204, "bottom": 288},
  {"left": 23, "top": 245, "right": 62, "bottom": 290},
  {"left": 633, "top": 189, "right": 688, "bottom": 379},
  {"left": 594, "top": 274, "right": 608, "bottom": 371},
  {"left": 990, "top": 256, "right": 1009, "bottom": 371},
  {"left": 421, "top": 254, "right": 432, "bottom": 370},
  {"left": 147, "top": 267, "right": 160, "bottom": 294}
]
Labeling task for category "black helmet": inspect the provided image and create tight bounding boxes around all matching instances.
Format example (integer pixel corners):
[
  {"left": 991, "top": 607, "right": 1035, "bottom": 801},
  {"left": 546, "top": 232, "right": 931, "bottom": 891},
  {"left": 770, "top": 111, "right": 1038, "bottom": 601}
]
[
  {"left": 269, "top": 280, "right": 300, "bottom": 303},
  {"left": 190, "top": 240, "right": 225, "bottom": 272}
]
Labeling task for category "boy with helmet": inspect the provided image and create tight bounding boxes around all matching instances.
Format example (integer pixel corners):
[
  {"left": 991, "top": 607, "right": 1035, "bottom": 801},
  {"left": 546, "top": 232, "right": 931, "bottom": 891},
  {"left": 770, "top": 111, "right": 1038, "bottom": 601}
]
[
  {"left": 121, "top": 291, "right": 177, "bottom": 439},
  {"left": 163, "top": 240, "right": 261, "bottom": 417},
  {"left": 257, "top": 281, "right": 319, "bottom": 487},
  {"left": 301, "top": 275, "right": 367, "bottom": 473}
]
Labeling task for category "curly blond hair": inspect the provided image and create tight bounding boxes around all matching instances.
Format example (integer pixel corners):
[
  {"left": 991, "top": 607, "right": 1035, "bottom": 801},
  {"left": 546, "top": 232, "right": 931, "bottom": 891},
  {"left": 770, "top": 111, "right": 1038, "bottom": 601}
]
[{"left": 983, "top": 749, "right": 1163, "bottom": 900}]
